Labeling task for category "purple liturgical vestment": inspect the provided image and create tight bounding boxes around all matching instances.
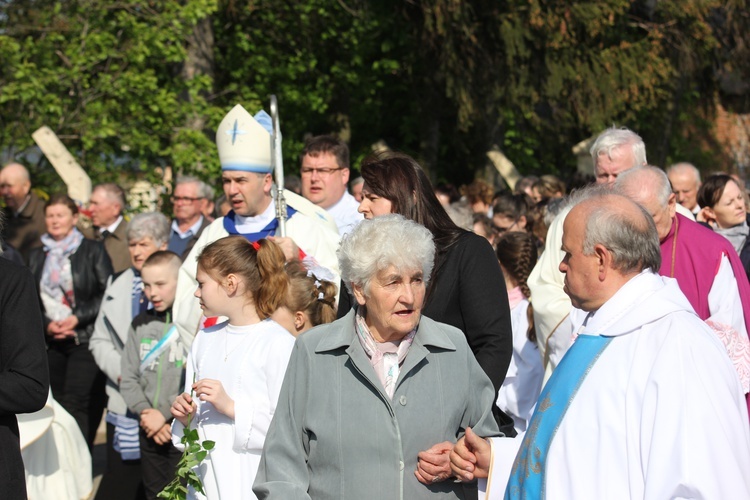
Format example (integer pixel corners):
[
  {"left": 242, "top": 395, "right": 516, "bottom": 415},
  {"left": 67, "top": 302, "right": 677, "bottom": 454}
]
[{"left": 660, "top": 213, "right": 750, "bottom": 418}]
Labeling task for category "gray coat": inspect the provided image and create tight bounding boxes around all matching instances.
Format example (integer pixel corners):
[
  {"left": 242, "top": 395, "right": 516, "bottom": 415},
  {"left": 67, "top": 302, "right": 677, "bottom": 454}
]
[
  {"left": 89, "top": 268, "right": 134, "bottom": 414},
  {"left": 254, "top": 310, "right": 501, "bottom": 500}
]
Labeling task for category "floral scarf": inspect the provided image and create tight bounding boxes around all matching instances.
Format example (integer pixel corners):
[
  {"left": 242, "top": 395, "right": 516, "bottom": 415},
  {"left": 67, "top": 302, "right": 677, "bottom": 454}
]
[{"left": 40, "top": 228, "right": 83, "bottom": 320}]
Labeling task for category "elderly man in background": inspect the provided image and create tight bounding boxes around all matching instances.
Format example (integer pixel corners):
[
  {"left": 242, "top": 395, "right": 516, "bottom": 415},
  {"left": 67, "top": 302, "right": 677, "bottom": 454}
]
[
  {"left": 300, "top": 135, "right": 362, "bottom": 235},
  {"left": 528, "top": 127, "right": 647, "bottom": 381},
  {"left": 167, "top": 175, "right": 211, "bottom": 260},
  {"left": 86, "top": 182, "right": 131, "bottom": 273},
  {"left": 89, "top": 212, "right": 170, "bottom": 500},
  {"left": 173, "top": 104, "right": 341, "bottom": 348},
  {"left": 667, "top": 162, "right": 701, "bottom": 217},
  {"left": 0, "top": 162, "right": 46, "bottom": 262},
  {"left": 255, "top": 215, "right": 499, "bottom": 499},
  {"left": 615, "top": 166, "right": 750, "bottom": 403},
  {"left": 451, "top": 189, "right": 750, "bottom": 499}
]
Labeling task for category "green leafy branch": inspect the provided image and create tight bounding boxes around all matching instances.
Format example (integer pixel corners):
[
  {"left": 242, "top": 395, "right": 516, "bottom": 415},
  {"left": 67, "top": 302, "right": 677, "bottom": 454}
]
[{"left": 158, "top": 387, "right": 215, "bottom": 499}]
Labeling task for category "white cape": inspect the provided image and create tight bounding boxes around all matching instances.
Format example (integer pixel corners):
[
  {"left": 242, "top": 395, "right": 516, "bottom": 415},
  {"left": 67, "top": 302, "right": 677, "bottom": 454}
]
[{"left": 19, "top": 393, "right": 93, "bottom": 500}]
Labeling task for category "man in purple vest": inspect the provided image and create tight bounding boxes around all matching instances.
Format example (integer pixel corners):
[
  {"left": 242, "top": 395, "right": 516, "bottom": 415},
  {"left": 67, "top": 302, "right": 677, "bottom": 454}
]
[{"left": 615, "top": 166, "right": 750, "bottom": 416}]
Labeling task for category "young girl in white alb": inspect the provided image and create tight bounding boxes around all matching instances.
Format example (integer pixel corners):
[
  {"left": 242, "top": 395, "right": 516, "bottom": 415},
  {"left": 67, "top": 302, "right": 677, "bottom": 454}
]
[
  {"left": 494, "top": 231, "right": 544, "bottom": 434},
  {"left": 170, "top": 236, "right": 294, "bottom": 499}
]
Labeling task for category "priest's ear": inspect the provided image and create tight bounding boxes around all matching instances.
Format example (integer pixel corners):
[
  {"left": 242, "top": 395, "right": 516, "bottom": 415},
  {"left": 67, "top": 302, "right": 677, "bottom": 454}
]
[
  {"left": 593, "top": 243, "right": 612, "bottom": 280},
  {"left": 667, "top": 192, "right": 677, "bottom": 219}
]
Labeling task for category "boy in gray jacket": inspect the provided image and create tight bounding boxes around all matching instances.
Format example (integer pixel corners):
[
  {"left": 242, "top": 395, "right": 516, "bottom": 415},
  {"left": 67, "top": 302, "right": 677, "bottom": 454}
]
[{"left": 120, "top": 251, "right": 186, "bottom": 499}]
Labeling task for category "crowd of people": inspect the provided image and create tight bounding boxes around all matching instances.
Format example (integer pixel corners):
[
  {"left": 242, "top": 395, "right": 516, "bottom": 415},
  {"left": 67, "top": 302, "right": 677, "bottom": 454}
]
[{"left": 1, "top": 103, "right": 750, "bottom": 500}]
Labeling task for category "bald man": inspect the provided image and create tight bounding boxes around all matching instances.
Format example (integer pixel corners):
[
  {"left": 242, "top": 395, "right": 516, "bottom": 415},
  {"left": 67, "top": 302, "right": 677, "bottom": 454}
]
[
  {"left": 0, "top": 162, "right": 46, "bottom": 262},
  {"left": 668, "top": 162, "right": 702, "bottom": 215},
  {"left": 452, "top": 188, "right": 750, "bottom": 499},
  {"left": 615, "top": 166, "right": 750, "bottom": 399}
]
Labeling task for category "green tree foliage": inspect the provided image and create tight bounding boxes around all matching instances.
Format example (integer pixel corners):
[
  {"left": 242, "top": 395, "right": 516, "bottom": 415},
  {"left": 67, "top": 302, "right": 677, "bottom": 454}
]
[
  {"left": 0, "top": 0, "right": 747, "bottom": 191},
  {"left": 0, "top": 0, "right": 220, "bottom": 189}
]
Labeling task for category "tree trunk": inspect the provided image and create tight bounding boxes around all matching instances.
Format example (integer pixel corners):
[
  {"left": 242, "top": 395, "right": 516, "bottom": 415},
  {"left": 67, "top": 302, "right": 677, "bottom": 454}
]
[{"left": 181, "top": 16, "right": 215, "bottom": 145}]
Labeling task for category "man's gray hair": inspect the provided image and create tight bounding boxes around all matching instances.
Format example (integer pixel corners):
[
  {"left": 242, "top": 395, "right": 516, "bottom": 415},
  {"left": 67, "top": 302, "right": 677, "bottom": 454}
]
[
  {"left": 94, "top": 182, "right": 127, "bottom": 213},
  {"left": 338, "top": 214, "right": 435, "bottom": 296},
  {"left": 568, "top": 186, "right": 661, "bottom": 274},
  {"left": 590, "top": 127, "right": 647, "bottom": 169},
  {"left": 127, "top": 212, "right": 170, "bottom": 247},
  {"left": 667, "top": 162, "right": 701, "bottom": 185},
  {"left": 614, "top": 166, "right": 672, "bottom": 209},
  {"left": 176, "top": 175, "right": 214, "bottom": 200}
]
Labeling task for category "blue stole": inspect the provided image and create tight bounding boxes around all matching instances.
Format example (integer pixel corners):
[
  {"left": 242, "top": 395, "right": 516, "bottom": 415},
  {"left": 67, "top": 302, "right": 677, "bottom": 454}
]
[
  {"left": 222, "top": 207, "right": 298, "bottom": 242},
  {"left": 504, "top": 334, "right": 614, "bottom": 499}
]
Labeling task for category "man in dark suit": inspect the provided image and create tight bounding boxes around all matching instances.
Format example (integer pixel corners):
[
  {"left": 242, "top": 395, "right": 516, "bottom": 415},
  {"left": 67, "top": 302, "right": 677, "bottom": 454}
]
[
  {"left": 87, "top": 183, "right": 130, "bottom": 273},
  {"left": 0, "top": 213, "right": 50, "bottom": 499},
  {"left": 0, "top": 162, "right": 46, "bottom": 263},
  {"left": 167, "top": 176, "right": 211, "bottom": 260}
]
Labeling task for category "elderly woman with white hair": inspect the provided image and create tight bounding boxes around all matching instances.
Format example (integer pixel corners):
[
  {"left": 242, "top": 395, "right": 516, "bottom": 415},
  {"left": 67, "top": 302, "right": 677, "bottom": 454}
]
[{"left": 254, "top": 214, "right": 500, "bottom": 500}]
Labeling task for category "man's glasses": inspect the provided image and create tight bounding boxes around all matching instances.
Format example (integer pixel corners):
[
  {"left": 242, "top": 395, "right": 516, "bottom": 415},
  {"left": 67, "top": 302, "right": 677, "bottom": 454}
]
[
  {"left": 170, "top": 196, "right": 204, "bottom": 203},
  {"left": 300, "top": 167, "right": 343, "bottom": 176}
]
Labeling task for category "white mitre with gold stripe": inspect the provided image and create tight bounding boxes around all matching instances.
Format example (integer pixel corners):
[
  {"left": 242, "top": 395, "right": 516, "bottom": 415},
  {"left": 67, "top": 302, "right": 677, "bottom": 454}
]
[{"left": 216, "top": 104, "right": 273, "bottom": 173}]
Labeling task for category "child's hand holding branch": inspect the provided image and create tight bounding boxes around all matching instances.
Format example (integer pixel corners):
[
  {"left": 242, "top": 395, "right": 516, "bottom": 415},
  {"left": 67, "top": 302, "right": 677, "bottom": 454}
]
[
  {"left": 170, "top": 392, "right": 196, "bottom": 427},
  {"left": 193, "top": 379, "right": 235, "bottom": 419}
]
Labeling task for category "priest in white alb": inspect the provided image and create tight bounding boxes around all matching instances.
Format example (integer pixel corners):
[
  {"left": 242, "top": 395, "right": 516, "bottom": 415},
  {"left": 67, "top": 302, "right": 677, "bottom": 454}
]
[{"left": 450, "top": 188, "right": 750, "bottom": 499}]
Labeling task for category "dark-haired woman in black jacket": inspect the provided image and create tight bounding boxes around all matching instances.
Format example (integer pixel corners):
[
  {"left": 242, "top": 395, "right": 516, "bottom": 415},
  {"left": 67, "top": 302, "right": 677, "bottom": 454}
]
[
  {"left": 337, "top": 151, "right": 514, "bottom": 486},
  {"left": 28, "top": 193, "right": 112, "bottom": 449}
]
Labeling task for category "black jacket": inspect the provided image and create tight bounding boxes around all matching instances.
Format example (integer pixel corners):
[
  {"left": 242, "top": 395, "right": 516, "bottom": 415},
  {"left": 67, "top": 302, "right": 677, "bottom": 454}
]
[
  {"left": 28, "top": 237, "right": 114, "bottom": 344},
  {"left": 0, "top": 259, "right": 50, "bottom": 499}
]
